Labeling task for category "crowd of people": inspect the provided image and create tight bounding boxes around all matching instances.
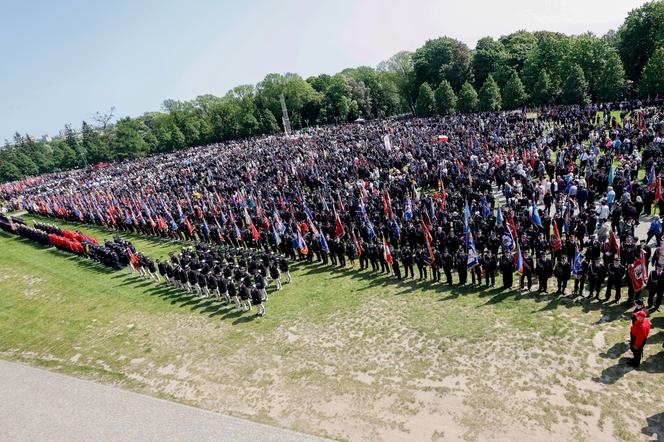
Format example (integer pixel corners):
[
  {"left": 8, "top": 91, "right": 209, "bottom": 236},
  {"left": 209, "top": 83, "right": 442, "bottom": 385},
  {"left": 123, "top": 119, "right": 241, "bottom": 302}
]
[{"left": 1, "top": 101, "right": 663, "bottom": 364}]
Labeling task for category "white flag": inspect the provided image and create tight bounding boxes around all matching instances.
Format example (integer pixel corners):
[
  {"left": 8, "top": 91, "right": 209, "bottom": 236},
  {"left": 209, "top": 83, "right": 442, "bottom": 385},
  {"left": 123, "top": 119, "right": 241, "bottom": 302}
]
[{"left": 383, "top": 134, "right": 392, "bottom": 151}]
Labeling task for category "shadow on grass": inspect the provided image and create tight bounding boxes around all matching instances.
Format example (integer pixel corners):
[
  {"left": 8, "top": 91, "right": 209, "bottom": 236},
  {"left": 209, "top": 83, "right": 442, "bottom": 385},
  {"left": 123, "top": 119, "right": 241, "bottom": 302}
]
[
  {"left": 642, "top": 412, "right": 664, "bottom": 442},
  {"left": 594, "top": 331, "right": 664, "bottom": 385}
]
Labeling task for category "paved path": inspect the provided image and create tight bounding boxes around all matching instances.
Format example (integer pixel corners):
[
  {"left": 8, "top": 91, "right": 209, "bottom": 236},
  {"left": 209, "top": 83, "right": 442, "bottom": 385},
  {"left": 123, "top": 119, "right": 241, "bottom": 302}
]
[{"left": 0, "top": 359, "right": 329, "bottom": 442}]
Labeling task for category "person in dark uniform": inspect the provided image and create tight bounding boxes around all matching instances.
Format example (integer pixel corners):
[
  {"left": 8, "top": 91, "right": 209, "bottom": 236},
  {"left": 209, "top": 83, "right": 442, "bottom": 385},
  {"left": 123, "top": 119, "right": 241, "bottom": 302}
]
[
  {"left": 442, "top": 248, "right": 454, "bottom": 286},
  {"left": 520, "top": 251, "right": 534, "bottom": 291},
  {"left": 269, "top": 261, "right": 282, "bottom": 290},
  {"left": 391, "top": 248, "right": 402, "bottom": 279},
  {"left": 251, "top": 284, "right": 265, "bottom": 317},
  {"left": 456, "top": 249, "right": 468, "bottom": 286},
  {"left": 239, "top": 279, "right": 251, "bottom": 310},
  {"left": 605, "top": 256, "right": 626, "bottom": 302},
  {"left": 536, "top": 253, "right": 552, "bottom": 293},
  {"left": 555, "top": 255, "right": 571, "bottom": 295},
  {"left": 432, "top": 249, "right": 442, "bottom": 283},
  {"left": 207, "top": 271, "right": 218, "bottom": 300},
  {"left": 415, "top": 247, "right": 427, "bottom": 280},
  {"left": 368, "top": 242, "right": 379, "bottom": 272},
  {"left": 647, "top": 266, "right": 664, "bottom": 311},
  {"left": 401, "top": 246, "right": 414, "bottom": 278},
  {"left": 573, "top": 254, "right": 589, "bottom": 297},
  {"left": 227, "top": 278, "right": 239, "bottom": 308},
  {"left": 588, "top": 257, "right": 606, "bottom": 298},
  {"left": 483, "top": 250, "right": 497, "bottom": 287},
  {"left": 500, "top": 252, "right": 514, "bottom": 289},
  {"left": 278, "top": 256, "right": 291, "bottom": 283}
]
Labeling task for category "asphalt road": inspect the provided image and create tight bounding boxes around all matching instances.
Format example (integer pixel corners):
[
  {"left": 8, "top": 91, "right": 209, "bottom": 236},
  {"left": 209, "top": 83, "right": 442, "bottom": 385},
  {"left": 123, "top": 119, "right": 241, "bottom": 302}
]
[{"left": 0, "top": 359, "right": 328, "bottom": 442}]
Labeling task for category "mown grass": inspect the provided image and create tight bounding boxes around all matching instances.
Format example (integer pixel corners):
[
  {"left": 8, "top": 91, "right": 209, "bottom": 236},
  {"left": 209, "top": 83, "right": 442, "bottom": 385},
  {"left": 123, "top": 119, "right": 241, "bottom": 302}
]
[{"left": 0, "top": 214, "right": 662, "bottom": 441}]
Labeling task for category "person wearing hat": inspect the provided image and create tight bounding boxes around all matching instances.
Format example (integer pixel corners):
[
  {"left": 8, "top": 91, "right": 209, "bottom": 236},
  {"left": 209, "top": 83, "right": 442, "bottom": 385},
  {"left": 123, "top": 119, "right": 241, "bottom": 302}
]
[
  {"left": 605, "top": 256, "right": 626, "bottom": 302},
  {"left": 647, "top": 266, "right": 664, "bottom": 312},
  {"left": 588, "top": 257, "right": 606, "bottom": 299},
  {"left": 554, "top": 255, "right": 571, "bottom": 295},
  {"left": 251, "top": 284, "right": 265, "bottom": 317},
  {"left": 628, "top": 309, "right": 651, "bottom": 368},
  {"left": 500, "top": 252, "right": 514, "bottom": 290},
  {"left": 536, "top": 252, "right": 552, "bottom": 293}
]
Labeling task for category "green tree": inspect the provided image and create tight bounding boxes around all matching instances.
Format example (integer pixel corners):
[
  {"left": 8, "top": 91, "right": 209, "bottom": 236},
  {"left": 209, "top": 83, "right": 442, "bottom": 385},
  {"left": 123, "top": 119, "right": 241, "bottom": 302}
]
[
  {"left": 595, "top": 51, "right": 625, "bottom": 101},
  {"left": 457, "top": 82, "right": 479, "bottom": 113},
  {"left": 531, "top": 71, "right": 555, "bottom": 105},
  {"left": 502, "top": 73, "right": 528, "bottom": 109},
  {"left": 113, "top": 118, "right": 149, "bottom": 159},
  {"left": 472, "top": 37, "right": 507, "bottom": 88},
  {"left": 562, "top": 64, "right": 590, "bottom": 104},
  {"left": 0, "top": 160, "right": 22, "bottom": 182},
  {"left": 499, "top": 30, "right": 538, "bottom": 74},
  {"left": 258, "top": 109, "right": 280, "bottom": 134},
  {"left": 377, "top": 51, "right": 417, "bottom": 114},
  {"left": 434, "top": 80, "right": 457, "bottom": 115},
  {"left": 478, "top": 75, "right": 501, "bottom": 111},
  {"left": 415, "top": 83, "right": 435, "bottom": 117},
  {"left": 81, "top": 121, "right": 111, "bottom": 163},
  {"left": 617, "top": 0, "right": 664, "bottom": 82},
  {"left": 640, "top": 47, "right": 664, "bottom": 96},
  {"left": 412, "top": 37, "right": 472, "bottom": 90}
]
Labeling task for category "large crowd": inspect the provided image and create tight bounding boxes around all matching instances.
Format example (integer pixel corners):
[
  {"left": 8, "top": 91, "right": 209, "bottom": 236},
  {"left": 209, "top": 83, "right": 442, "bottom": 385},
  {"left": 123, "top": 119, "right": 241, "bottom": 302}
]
[{"left": 2, "top": 101, "right": 664, "bottom": 367}]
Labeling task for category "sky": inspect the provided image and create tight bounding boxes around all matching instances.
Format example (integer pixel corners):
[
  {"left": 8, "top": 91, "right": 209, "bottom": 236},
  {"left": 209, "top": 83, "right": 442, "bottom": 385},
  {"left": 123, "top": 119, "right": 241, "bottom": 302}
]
[{"left": 0, "top": 0, "right": 648, "bottom": 141}]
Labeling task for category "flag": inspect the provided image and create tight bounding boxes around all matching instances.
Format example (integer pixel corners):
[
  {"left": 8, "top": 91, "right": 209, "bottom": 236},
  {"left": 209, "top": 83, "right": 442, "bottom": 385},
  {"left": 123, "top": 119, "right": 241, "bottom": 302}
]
[
  {"left": 334, "top": 206, "right": 345, "bottom": 238},
  {"left": 657, "top": 176, "right": 662, "bottom": 201},
  {"left": 551, "top": 221, "right": 562, "bottom": 251},
  {"left": 628, "top": 250, "right": 648, "bottom": 292},
  {"left": 272, "top": 224, "right": 282, "bottom": 246},
  {"left": 437, "top": 135, "right": 449, "bottom": 142},
  {"left": 608, "top": 164, "right": 614, "bottom": 185},
  {"left": 319, "top": 232, "right": 330, "bottom": 254},
  {"left": 352, "top": 230, "right": 363, "bottom": 256},
  {"left": 250, "top": 223, "right": 261, "bottom": 241},
  {"left": 466, "top": 224, "right": 479, "bottom": 269},
  {"left": 481, "top": 197, "right": 491, "bottom": 217},
  {"left": 365, "top": 218, "right": 376, "bottom": 239},
  {"left": 572, "top": 249, "right": 584, "bottom": 277},
  {"left": 497, "top": 205, "right": 504, "bottom": 226},
  {"left": 391, "top": 218, "right": 401, "bottom": 240},
  {"left": 404, "top": 198, "right": 413, "bottom": 220},
  {"left": 529, "top": 201, "right": 543, "bottom": 228},
  {"left": 383, "top": 134, "right": 392, "bottom": 151},
  {"left": 609, "top": 231, "right": 621, "bottom": 257},
  {"left": 464, "top": 201, "right": 471, "bottom": 225},
  {"left": 296, "top": 228, "right": 309, "bottom": 255},
  {"left": 648, "top": 164, "right": 656, "bottom": 188},
  {"left": 501, "top": 225, "right": 515, "bottom": 252},
  {"left": 382, "top": 235, "right": 393, "bottom": 265},
  {"left": 515, "top": 240, "right": 524, "bottom": 274}
]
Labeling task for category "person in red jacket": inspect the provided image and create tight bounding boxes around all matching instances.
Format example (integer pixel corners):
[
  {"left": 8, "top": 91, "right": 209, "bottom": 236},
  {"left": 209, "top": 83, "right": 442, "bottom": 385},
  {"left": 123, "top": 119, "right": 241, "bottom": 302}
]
[{"left": 628, "top": 310, "right": 651, "bottom": 368}]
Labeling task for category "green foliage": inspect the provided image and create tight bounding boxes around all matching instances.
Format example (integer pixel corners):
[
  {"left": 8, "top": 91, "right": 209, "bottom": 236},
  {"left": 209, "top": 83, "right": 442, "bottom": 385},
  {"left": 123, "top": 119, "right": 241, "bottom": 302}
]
[
  {"left": 457, "top": 82, "right": 479, "bottom": 113},
  {"left": 531, "top": 71, "right": 555, "bottom": 105},
  {"left": 478, "top": 75, "right": 502, "bottom": 111},
  {"left": 502, "top": 73, "right": 528, "bottom": 109},
  {"left": 415, "top": 83, "right": 435, "bottom": 117},
  {"left": 112, "top": 118, "right": 149, "bottom": 160},
  {"left": 618, "top": 0, "right": 664, "bottom": 82},
  {"left": 561, "top": 64, "right": 590, "bottom": 105},
  {"left": 434, "top": 80, "right": 457, "bottom": 115},
  {"left": 472, "top": 37, "right": 507, "bottom": 89},
  {"left": 595, "top": 50, "right": 626, "bottom": 101},
  {"left": 413, "top": 37, "right": 472, "bottom": 90},
  {"left": 640, "top": 47, "right": 664, "bottom": 96}
]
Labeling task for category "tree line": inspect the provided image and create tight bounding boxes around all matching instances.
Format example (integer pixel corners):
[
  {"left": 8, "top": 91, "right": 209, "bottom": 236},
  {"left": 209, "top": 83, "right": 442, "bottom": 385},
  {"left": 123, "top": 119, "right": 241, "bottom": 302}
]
[{"left": 2, "top": 0, "right": 664, "bottom": 183}]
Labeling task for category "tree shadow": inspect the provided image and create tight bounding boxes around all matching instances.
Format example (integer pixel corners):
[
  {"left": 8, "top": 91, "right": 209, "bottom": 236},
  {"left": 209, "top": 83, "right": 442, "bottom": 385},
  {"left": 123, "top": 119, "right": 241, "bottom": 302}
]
[{"left": 642, "top": 412, "right": 664, "bottom": 442}]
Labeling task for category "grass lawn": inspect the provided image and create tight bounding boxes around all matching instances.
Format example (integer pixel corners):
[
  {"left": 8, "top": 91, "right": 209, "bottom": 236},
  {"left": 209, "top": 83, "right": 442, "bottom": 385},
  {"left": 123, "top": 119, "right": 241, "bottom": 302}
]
[{"left": 1, "top": 214, "right": 663, "bottom": 441}]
